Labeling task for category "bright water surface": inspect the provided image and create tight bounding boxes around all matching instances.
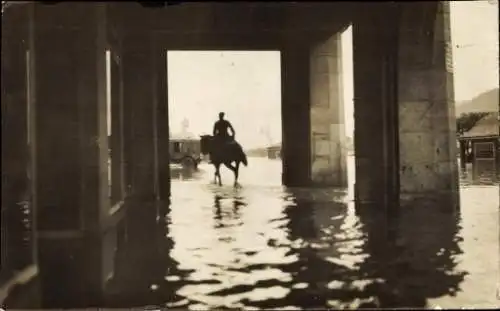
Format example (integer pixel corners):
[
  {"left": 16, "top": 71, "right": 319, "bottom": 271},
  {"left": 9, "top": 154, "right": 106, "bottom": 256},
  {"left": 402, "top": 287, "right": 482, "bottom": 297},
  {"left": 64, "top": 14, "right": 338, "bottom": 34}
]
[
  {"left": 103, "top": 156, "right": 499, "bottom": 309},
  {"left": 5, "top": 156, "right": 498, "bottom": 309}
]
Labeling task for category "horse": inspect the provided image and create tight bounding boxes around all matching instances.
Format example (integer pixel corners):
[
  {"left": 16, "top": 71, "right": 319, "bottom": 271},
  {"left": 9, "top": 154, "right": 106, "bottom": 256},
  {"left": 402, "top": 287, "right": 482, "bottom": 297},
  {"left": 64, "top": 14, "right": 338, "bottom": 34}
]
[{"left": 200, "top": 135, "right": 248, "bottom": 186}]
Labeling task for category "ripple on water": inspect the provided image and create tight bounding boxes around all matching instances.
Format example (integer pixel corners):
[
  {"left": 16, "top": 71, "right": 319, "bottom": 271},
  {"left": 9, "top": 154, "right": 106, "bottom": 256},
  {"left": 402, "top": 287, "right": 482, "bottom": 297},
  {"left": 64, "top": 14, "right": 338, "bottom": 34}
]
[
  {"left": 164, "top": 177, "right": 374, "bottom": 308},
  {"left": 103, "top": 157, "right": 499, "bottom": 309}
]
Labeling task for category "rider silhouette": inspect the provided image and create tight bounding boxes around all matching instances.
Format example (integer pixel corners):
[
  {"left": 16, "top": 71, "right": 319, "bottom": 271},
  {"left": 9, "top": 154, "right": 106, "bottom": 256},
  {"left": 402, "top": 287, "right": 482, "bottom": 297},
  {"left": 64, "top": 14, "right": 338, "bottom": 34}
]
[{"left": 213, "top": 112, "right": 235, "bottom": 144}]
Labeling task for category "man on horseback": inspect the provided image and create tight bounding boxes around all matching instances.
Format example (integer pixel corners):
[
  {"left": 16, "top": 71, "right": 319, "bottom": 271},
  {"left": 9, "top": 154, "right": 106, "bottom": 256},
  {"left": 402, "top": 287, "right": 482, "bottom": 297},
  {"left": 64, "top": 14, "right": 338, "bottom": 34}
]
[
  {"left": 213, "top": 112, "right": 235, "bottom": 144},
  {"left": 200, "top": 112, "right": 247, "bottom": 185},
  {"left": 212, "top": 112, "right": 240, "bottom": 163}
]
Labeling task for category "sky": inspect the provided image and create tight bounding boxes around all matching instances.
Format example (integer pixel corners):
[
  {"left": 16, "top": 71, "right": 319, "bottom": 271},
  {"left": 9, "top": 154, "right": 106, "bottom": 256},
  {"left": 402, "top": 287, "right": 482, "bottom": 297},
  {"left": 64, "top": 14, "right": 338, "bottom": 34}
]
[
  {"left": 168, "top": 51, "right": 282, "bottom": 149},
  {"left": 167, "top": 1, "right": 498, "bottom": 148},
  {"left": 450, "top": 0, "right": 499, "bottom": 101}
]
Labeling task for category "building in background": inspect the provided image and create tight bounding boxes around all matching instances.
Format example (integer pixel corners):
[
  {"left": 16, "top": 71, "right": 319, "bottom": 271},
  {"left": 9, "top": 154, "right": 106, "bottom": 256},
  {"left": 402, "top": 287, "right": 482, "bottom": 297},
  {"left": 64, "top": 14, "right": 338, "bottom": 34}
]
[
  {"left": 458, "top": 112, "right": 499, "bottom": 181},
  {"left": 267, "top": 144, "right": 281, "bottom": 159}
]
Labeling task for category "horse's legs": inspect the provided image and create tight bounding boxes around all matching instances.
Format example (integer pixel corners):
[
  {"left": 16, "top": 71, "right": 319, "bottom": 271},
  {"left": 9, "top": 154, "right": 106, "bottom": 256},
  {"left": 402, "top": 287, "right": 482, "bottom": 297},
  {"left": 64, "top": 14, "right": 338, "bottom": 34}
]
[
  {"left": 234, "top": 161, "right": 240, "bottom": 185},
  {"left": 214, "top": 163, "right": 222, "bottom": 185},
  {"left": 223, "top": 162, "right": 235, "bottom": 172},
  {"left": 223, "top": 161, "right": 239, "bottom": 186},
  {"left": 217, "top": 165, "right": 223, "bottom": 186}
]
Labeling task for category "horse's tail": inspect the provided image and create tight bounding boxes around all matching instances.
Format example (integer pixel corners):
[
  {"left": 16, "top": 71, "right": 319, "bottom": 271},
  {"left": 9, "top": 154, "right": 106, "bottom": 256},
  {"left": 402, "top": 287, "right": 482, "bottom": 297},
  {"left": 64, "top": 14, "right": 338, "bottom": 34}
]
[
  {"left": 241, "top": 152, "right": 248, "bottom": 166},
  {"left": 236, "top": 143, "right": 248, "bottom": 166}
]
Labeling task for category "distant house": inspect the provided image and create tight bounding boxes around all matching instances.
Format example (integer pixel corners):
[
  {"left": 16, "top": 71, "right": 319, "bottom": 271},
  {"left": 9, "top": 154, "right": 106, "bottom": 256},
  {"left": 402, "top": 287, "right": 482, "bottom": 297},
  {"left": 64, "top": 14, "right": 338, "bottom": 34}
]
[
  {"left": 267, "top": 144, "right": 281, "bottom": 159},
  {"left": 460, "top": 112, "right": 499, "bottom": 140},
  {"left": 458, "top": 112, "right": 499, "bottom": 175},
  {"left": 245, "top": 147, "right": 267, "bottom": 157},
  {"left": 169, "top": 131, "right": 201, "bottom": 167}
]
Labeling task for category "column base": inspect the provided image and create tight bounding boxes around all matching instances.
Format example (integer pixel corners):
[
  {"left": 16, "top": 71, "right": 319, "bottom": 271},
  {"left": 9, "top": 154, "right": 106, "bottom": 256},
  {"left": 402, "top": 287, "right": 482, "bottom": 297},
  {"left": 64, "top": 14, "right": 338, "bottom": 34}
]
[
  {"left": 311, "top": 169, "right": 348, "bottom": 188},
  {"left": 400, "top": 190, "right": 460, "bottom": 213},
  {"left": 37, "top": 226, "right": 120, "bottom": 308},
  {"left": 0, "top": 264, "right": 39, "bottom": 307}
]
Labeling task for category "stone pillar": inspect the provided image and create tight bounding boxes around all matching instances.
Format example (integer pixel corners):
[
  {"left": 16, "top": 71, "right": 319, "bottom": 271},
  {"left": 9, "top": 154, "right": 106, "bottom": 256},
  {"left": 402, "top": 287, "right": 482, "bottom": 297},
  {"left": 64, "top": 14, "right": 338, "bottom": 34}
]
[
  {"left": 152, "top": 36, "right": 170, "bottom": 203},
  {"left": 391, "top": 3, "right": 461, "bottom": 281},
  {"left": 309, "top": 34, "right": 348, "bottom": 187},
  {"left": 122, "top": 35, "right": 157, "bottom": 201},
  {"left": 1, "top": 3, "right": 34, "bottom": 271},
  {"left": 397, "top": 2, "right": 459, "bottom": 209},
  {"left": 352, "top": 5, "right": 400, "bottom": 207},
  {"left": 32, "top": 3, "right": 121, "bottom": 306},
  {"left": 121, "top": 29, "right": 169, "bottom": 252},
  {"left": 281, "top": 44, "right": 311, "bottom": 187}
]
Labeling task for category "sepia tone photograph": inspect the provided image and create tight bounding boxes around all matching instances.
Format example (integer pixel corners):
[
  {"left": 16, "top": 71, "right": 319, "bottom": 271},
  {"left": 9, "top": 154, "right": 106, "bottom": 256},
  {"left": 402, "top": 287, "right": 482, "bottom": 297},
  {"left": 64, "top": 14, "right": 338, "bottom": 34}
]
[{"left": 1, "top": 0, "right": 499, "bottom": 309}]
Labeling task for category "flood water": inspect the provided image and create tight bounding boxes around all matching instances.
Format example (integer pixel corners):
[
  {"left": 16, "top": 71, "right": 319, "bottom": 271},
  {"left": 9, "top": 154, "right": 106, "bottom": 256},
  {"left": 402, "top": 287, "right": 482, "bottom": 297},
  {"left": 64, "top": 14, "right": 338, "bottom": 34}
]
[
  {"left": 102, "top": 156, "right": 499, "bottom": 309},
  {"left": 4, "top": 156, "right": 499, "bottom": 309}
]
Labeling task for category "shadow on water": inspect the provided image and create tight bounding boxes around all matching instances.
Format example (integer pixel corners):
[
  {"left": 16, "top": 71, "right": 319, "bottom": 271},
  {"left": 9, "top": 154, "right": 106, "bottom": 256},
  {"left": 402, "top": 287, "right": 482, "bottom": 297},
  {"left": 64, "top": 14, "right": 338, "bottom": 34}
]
[
  {"left": 104, "top": 199, "right": 186, "bottom": 307},
  {"left": 356, "top": 203, "right": 466, "bottom": 308},
  {"left": 103, "top": 182, "right": 468, "bottom": 309},
  {"left": 5, "top": 157, "right": 496, "bottom": 309}
]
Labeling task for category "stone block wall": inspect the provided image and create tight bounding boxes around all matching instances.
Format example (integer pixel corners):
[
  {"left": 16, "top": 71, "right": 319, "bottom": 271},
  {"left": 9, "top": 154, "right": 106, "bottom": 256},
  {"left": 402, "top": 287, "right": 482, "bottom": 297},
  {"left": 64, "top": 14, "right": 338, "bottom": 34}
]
[{"left": 309, "top": 34, "right": 348, "bottom": 187}]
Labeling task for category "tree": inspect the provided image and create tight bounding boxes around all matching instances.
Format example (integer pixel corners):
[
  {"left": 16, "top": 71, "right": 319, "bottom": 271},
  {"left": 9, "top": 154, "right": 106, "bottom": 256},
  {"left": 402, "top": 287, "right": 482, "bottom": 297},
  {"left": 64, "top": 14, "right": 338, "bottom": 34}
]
[{"left": 456, "top": 112, "right": 490, "bottom": 135}]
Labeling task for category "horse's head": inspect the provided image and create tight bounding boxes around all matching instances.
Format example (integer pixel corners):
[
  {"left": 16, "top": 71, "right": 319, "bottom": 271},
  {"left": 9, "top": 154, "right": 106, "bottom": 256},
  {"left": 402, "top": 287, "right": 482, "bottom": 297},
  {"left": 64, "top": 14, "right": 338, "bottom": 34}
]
[{"left": 199, "top": 135, "right": 213, "bottom": 155}]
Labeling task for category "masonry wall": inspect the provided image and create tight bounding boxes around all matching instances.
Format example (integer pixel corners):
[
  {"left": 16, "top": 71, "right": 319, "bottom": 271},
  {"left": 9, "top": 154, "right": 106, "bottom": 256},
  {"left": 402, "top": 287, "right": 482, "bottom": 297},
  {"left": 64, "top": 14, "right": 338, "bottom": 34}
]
[
  {"left": 23, "top": 3, "right": 129, "bottom": 306},
  {"left": 281, "top": 42, "right": 312, "bottom": 187},
  {"left": 352, "top": 4, "right": 400, "bottom": 207},
  {"left": 397, "top": 2, "right": 459, "bottom": 208},
  {"left": 309, "top": 34, "right": 348, "bottom": 187},
  {"left": 1, "top": 2, "right": 35, "bottom": 276}
]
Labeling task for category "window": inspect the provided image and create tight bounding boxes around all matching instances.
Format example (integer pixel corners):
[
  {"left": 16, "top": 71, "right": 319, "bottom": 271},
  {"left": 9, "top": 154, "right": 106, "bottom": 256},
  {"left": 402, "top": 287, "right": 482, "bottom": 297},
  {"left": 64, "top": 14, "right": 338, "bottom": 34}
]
[
  {"left": 106, "top": 49, "right": 124, "bottom": 206},
  {"left": 173, "top": 142, "right": 181, "bottom": 153}
]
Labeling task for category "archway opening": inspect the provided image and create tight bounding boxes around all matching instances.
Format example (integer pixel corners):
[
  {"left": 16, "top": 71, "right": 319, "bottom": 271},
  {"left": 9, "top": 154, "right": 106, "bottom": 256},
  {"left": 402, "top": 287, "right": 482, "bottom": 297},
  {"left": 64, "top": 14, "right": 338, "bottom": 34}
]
[
  {"left": 450, "top": 0, "right": 499, "bottom": 185},
  {"left": 341, "top": 24, "right": 355, "bottom": 200},
  {"left": 166, "top": 51, "right": 283, "bottom": 187}
]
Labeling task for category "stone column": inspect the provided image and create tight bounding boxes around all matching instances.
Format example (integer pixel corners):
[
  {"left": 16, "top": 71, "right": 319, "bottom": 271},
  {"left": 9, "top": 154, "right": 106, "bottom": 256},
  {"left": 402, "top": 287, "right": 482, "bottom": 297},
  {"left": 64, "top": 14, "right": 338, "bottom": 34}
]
[
  {"left": 1, "top": 3, "right": 34, "bottom": 271},
  {"left": 281, "top": 43, "right": 311, "bottom": 187},
  {"left": 352, "top": 5, "right": 400, "bottom": 207},
  {"left": 152, "top": 35, "right": 170, "bottom": 203},
  {"left": 397, "top": 2, "right": 459, "bottom": 209},
  {"left": 32, "top": 3, "right": 121, "bottom": 306},
  {"left": 121, "top": 30, "right": 168, "bottom": 255},
  {"left": 122, "top": 35, "right": 157, "bottom": 201},
  {"left": 392, "top": 3, "right": 461, "bottom": 281},
  {"left": 309, "top": 34, "right": 348, "bottom": 187}
]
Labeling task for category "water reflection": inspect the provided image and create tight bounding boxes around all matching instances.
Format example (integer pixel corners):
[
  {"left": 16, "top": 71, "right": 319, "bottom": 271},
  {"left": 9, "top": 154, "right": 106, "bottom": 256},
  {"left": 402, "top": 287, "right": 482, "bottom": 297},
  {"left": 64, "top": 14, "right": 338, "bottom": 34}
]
[
  {"left": 1, "top": 152, "right": 497, "bottom": 309},
  {"left": 170, "top": 165, "right": 199, "bottom": 181},
  {"left": 460, "top": 161, "right": 499, "bottom": 186},
  {"left": 96, "top": 157, "right": 500, "bottom": 309}
]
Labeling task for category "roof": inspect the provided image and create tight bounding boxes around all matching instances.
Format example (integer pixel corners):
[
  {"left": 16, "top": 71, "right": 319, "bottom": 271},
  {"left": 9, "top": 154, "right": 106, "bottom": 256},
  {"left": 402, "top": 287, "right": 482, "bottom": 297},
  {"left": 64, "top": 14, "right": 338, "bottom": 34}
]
[
  {"left": 461, "top": 112, "right": 499, "bottom": 139},
  {"left": 267, "top": 144, "right": 281, "bottom": 150},
  {"left": 170, "top": 131, "right": 198, "bottom": 141}
]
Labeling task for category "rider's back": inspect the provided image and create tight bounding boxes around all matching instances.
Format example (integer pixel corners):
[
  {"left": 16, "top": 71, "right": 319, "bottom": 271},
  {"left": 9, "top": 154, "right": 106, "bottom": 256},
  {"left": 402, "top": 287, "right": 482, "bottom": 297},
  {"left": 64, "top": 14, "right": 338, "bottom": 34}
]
[{"left": 214, "top": 120, "right": 230, "bottom": 135}]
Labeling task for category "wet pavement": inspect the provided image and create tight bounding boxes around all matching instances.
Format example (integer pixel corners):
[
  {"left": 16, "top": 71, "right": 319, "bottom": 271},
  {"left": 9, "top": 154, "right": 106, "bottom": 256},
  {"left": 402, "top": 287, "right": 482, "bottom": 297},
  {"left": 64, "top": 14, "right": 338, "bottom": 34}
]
[{"left": 4, "top": 157, "right": 499, "bottom": 309}]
